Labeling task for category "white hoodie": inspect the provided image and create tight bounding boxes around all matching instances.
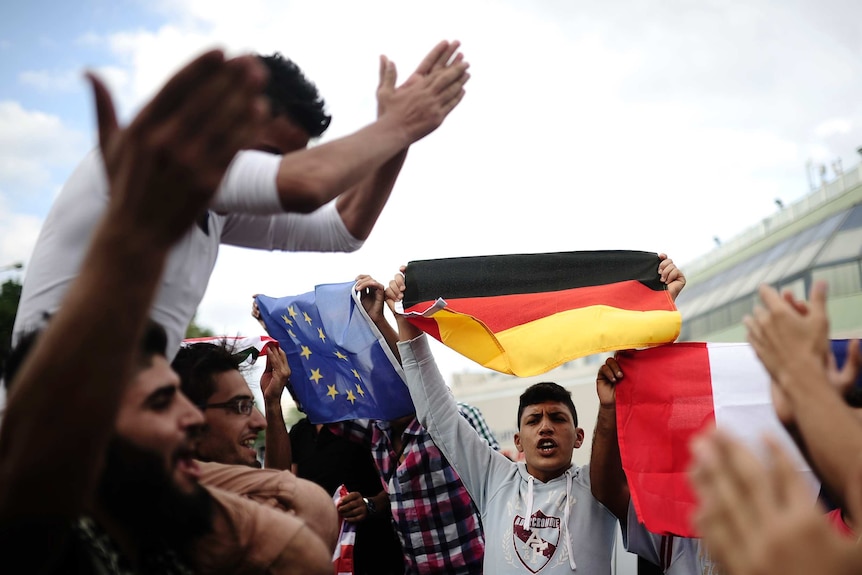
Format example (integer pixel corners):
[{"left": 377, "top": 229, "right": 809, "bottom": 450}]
[{"left": 400, "top": 335, "right": 619, "bottom": 574}]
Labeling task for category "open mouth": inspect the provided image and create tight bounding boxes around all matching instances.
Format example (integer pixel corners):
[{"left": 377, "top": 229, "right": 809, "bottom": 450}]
[
  {"left": 240, "top": 437, "right": 257, "bottom": 451},
  {"left": 537, "top": 439, "right": 557, "bottom": 454},
  {"left": 173, "top": 447, "right": 201, "bottom": 481}
]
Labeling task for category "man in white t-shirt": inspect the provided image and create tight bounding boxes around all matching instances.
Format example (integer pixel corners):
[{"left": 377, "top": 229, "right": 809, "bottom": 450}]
[{"left": 13, "top": 40, "right": 470, "bottom": 359}]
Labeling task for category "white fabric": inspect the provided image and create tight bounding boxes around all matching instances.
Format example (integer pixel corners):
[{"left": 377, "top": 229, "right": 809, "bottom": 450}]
[
  {"left": 400, "top": 334, "right": 619, "bottom": 574},
  {"left": 13, "top": 149, "right": 363, "bottom": 361},
  {"left": 707, "top": 343, "right": 819, "bottom": 491}
]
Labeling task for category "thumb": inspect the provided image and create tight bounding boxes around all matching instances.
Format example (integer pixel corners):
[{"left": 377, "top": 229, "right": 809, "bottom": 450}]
[{"left": 86, "top": 71, "right": 119, "bottom": 153}]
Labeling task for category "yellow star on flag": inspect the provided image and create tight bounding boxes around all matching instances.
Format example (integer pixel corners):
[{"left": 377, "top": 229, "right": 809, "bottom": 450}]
[
  {"left": 303, "top": 312, "right": 313, "bottom": 325},
  {"left": 334, "top": 350, "right": 347, "bottom": 360},
  {"left": 346, "top": 389, "right": 357, "bottom": 404},
  {"left": 287, "top": 306, "right": 298, "bottom": 319},
  {"left": 281, "top": 314, "right": 293, "bottom": 326},
  {"left": 300, "top": 346, "right": 312, "bottom": 360},
  {"left": 318, "top": 327, "right": 326, "bottom": 342},
  {"left": 309, "top": 368, "right": 323, "bottom": 384},
  {"left": 351, "top": 369, "right": 362, "bottom": 381},
  {"left": 355, "top": 384, "right": 365, "bottom": 397},
  {"left": 288, "top": 329, "right": 296, "bottom": 338},
  {"left": 326, "top": 385, "right": 338, "bottom": 400}
]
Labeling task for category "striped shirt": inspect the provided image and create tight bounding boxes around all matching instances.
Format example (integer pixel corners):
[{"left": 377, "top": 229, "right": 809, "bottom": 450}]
[{"left": 338, "top": 416, "right": 485, "bottom": 575}]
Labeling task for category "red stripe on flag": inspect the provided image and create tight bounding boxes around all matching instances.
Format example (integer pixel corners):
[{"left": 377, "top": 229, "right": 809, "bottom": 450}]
[
  {"left": 404, "top": 280, "right": 674, "bottom": 333},
  {"left": 616, "top": 343, "right": 716, "bottom": 537}
]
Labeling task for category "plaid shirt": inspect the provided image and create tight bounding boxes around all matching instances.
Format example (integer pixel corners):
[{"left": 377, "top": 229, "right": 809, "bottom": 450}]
[
  {"left": 456, "top": 403, "right": 500, "bottom": 451},
  {"left": 338, "top": 417, "right": 485, "bottom": 575}
]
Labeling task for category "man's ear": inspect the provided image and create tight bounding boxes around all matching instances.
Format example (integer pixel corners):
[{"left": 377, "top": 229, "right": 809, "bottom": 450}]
[
  {"left": 573, "top": 427, "right": 585, "bottom": 449},
  {"left": 514, "top": 432, "right": 524, "bottom": 453}
]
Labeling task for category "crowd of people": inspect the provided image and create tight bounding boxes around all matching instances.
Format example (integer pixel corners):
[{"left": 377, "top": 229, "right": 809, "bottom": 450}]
[{"left": 0, "top": 39, "right": 860, "bottom": 575}]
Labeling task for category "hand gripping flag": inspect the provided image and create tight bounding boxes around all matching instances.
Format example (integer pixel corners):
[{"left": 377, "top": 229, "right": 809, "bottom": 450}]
[
  {"left": 256, "top": 282, "right": 414, "bottom": 424},
  {"left": 332, "top": 484, "right": 356, "bottom": 575},
  {"left": 612, "top": 341, "right": 862, "bottom": 537},
  {"left": 397, "top": 250, "right": 681, "bottom": 376}
]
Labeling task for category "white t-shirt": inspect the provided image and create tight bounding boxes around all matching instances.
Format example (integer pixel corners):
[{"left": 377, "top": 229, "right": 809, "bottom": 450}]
[{"left": 13, "top": 149, "right": 364, "bottom": 359}]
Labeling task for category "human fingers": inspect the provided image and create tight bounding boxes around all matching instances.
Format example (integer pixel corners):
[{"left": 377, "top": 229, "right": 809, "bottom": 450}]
[
  {"left": 597, "top": 358, "right": 623, "bottom": 384},
  {"left": 413, "top": 40, "right": 451, "bottom": 75},
  {"left": 431, "top": 41, "right": 461, "bottom": 72},
  {"left": 430, "top": 60, "right": 471, "bottom": 95},
  {"left": 782, "top": 289, "right": 809, "bottom": 315},
  {"left": 86, "top": 72, "right": 119, "bottom": 156},
  {"left": 355, "top": 276, "right": 384, "bottom": 292},
  {"left": 134, "top": 49, "right": 226, "bottom": 126}
]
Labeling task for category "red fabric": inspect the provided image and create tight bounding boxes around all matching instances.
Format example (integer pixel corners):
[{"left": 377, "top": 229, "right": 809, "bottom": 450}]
[
  {"left": 403, "top": 280, "right": 673, "bottom": 333},
  {"left": 615, "top": 343, "right": 716, "bottom": 537}
]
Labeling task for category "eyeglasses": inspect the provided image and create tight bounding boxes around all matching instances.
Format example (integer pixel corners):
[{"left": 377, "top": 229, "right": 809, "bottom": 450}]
[{"left": 203, "top": 398, "right": 257, "bottom": 416}]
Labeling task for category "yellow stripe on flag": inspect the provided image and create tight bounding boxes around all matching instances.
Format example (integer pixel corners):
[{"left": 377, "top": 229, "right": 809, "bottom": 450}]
[{"left": 433, "top": 306, "right": 682, "bottom": 377}]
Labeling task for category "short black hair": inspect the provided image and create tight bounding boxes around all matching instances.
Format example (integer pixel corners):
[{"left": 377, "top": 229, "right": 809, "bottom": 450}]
[
  {"left": 517, "top": 382, "right": 578, "bottom": 429},
  {"left": 257, "top": 53, "right": 331, "bottom": 138},
  {"left": 172, "top": 341, "right": 244, "bottom": 409},
  {"left": 3, "top": 320, "right": 168, "bottom": 392}
]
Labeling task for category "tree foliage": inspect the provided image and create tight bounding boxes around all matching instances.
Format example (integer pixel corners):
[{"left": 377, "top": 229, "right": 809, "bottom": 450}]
[
  {"left": 185, "top": 314, "right": 215, "bottom": 339},
  {"left": 0, "top": 278, "right": 23, "bottom": 372}
]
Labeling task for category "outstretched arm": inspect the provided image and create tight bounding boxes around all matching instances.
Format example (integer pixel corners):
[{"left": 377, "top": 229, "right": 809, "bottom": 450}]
[
  {"left": 0, "top": 52, "right": 267, "bottom": 521},
  {"left": 590, "top": 356, "right": 630, "bottom": 521},
  {"left": 261, "top": 344, "right": 293, "bottom": 471},
  {"left": 274, "top": 40, "right": 469, "bottom": 215},
  {"left": 745, "top": 281, "right": 862, "bottom": 512},
  {"left": 335, "top": 41, "right": 464, "bottom": 239}
]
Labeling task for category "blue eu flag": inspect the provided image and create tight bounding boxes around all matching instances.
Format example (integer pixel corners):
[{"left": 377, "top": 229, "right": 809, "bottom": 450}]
[{"left": 256, "top": 282, "right": 415, "bottom": 424}]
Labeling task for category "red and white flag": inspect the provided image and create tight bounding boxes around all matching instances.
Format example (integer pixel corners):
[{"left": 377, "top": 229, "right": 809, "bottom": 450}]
[
  {"left": 615, "top": 342, "right": 819, "bottom": 537},
  {"left": 332, "top": 484, "right": 356, "bottom": 575},
  {"left": 181, "top": 335, "right": 277, "bottom": 364}
]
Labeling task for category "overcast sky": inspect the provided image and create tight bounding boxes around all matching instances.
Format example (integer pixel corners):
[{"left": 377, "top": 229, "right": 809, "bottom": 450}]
[{"left": 2, "top": 0, "right": 861, "bottom": 379}]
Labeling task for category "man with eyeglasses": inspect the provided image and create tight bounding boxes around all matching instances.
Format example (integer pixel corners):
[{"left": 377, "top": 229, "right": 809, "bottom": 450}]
[{"left": 173, "top": 342, "right": 271, "bottom": 468}]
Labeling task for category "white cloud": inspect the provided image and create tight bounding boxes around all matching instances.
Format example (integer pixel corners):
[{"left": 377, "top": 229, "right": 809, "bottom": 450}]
[
  {"left": 0, "top": 101, "right": 87, "bottom": 195},
  {"left": 0, "top": 196, "right": 43, "bottom": 268},
  {"left": 18, "top": 70, "right": 80, "bottom": 92}
]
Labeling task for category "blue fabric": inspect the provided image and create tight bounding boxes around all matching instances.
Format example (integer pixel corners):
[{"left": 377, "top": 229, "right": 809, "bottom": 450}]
[{"left": 256, "top": 282, "right": 414, "bottom": 424}]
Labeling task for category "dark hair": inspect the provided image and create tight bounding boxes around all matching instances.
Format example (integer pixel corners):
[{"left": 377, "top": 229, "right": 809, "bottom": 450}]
[
  {"left": 257, "top": 53, "right": 331, "bottom": 138},
  {"left": 4, "top": 321, "right": 168, "bottom": 392},
  {"left": 172, "top": 341, "right": 244, "bottom": 408},
  {"left": 516, "top": 382, "right": 578, "bottom": 429}
]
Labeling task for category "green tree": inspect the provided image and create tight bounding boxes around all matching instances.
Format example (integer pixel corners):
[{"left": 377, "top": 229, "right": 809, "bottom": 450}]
[
  {"left": 185, "top": 314, "right": 215, "bottom": 339},
  {"left": 0, "top": 278, "right": 23, "bottom": 370}
]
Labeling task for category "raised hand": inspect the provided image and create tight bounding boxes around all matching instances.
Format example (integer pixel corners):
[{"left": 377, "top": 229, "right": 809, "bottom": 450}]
[
  {"left": 596, "top": 356, "right": 624, "bottom": 408},
  {"left": 261, "top": 344, "right": 291, "bottom": 404},
  {"left": 658, "top": 253, "right": 686, "bottom": 301},
  {"left": 377, "top": 40, "right": 470, "bottom": 144},
  {"left": 354, "top": 274, "right": 387, "bottom": 324}
]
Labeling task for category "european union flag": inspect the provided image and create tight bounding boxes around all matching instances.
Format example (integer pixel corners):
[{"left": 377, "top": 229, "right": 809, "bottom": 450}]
[{"left": 256, "top": 282, "right": 415, "bottom": 424}]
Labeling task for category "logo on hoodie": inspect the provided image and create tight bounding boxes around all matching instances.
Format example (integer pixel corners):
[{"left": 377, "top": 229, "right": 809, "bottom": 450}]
[{"left": 513, "top": 510, "right": 560, "bottom": 573}]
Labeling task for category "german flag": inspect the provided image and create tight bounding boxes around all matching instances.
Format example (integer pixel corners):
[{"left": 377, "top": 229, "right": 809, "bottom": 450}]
[{"left": 401, "top": 250, "right": 681, "bottom": 376}]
